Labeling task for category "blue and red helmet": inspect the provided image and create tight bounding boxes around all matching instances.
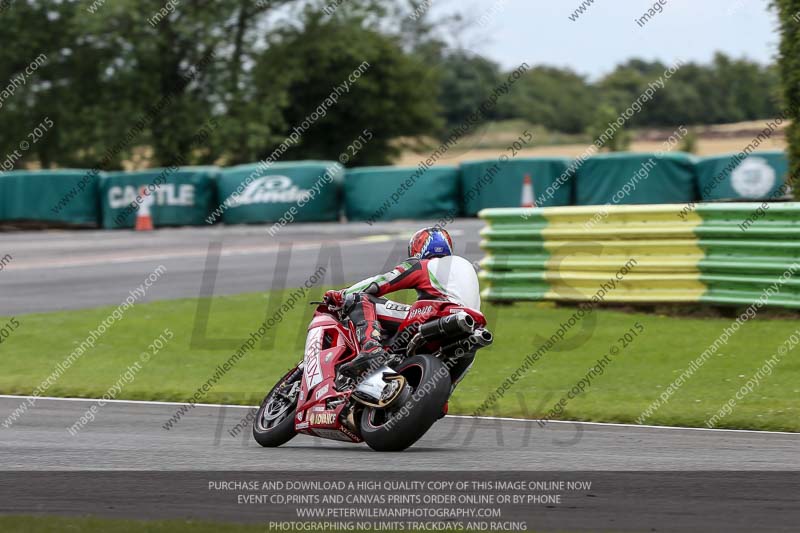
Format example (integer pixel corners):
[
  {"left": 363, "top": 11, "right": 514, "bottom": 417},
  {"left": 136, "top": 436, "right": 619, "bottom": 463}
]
[{"left": 408, "top": 227, "right": 454, "bottom": 259}]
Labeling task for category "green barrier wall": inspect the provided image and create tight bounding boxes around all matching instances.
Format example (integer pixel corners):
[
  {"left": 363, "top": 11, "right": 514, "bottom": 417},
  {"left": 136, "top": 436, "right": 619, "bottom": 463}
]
[
  {"left": 459, "top": 157, "right": 574, "bottom": 215},
  {"left": 0, "top": 170, "right": 100, "bottom": 226},
  {"left": 100, "top": 167, "right": 218, "bottom": 229},
  {"left": 345, "top": 166, "right": 460, "bottom": 222},
  {"left": 696, "top": 151, "right": 789, "bottom": 201},
  {"left": 217, "top": 161, "right": 342, "bottom": 225},
  {"left": 575, "top": 152, "right": 698, "bottom": 206},
  {"left": 479, "top": 203, "right": 800, "bottom": 309}
]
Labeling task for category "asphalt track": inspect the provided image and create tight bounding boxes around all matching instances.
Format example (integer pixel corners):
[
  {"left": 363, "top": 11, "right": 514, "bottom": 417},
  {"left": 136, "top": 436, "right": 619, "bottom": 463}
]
[
  {"left": 0, "top": 220, "right": 486, "bottom": 315},
  {"left": 3, "top": 222, "right": 800, "bottom": 530},
  {"left": 2, "top": 396, "right": 798, "bottom": 470},
  {"left": 1, "top": 396, "right": 799, "bottom": 530}
]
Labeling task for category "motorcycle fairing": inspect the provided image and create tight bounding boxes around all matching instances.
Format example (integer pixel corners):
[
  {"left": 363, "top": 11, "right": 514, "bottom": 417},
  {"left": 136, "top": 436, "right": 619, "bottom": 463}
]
[
  {"left": 393, "top": 300, "right": 487, "bottom": 354},
  {"left": 396, "top": 299, "right": 486, "bottom": 333},
  {"left": 295, "top": 316, "right": 363, "bottom": 443}
]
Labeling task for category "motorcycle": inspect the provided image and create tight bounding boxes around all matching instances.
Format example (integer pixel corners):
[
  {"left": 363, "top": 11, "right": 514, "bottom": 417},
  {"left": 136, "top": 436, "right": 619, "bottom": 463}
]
[{"left": 252, "top": 295, "right": 493, "bottom": 451}]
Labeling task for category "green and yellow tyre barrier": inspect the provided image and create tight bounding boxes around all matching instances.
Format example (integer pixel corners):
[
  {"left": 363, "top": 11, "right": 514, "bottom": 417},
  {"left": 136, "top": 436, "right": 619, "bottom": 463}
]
[{"left": 478, "top": 203, "right": 800, "bottom": 308}]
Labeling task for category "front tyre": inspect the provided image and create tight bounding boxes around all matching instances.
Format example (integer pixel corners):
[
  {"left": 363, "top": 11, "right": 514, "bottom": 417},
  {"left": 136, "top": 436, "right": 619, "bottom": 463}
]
[
  {"left": 253, "top": 367, "right": 300, "bottom": 448},
  {"left": 359, "top": 354, "right": 451, "bottom": 452}
]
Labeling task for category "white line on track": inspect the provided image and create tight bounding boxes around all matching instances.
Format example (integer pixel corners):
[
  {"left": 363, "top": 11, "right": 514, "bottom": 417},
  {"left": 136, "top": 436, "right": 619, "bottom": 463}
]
[
  {"left": 446, "top": 414, "right": 800, "bottom": 436},
  {"left": 2, "top": 394, "right": 797, "bottom": 436},
  {"left": 0, "top": 394, "right": 254, "bottom": 410}
]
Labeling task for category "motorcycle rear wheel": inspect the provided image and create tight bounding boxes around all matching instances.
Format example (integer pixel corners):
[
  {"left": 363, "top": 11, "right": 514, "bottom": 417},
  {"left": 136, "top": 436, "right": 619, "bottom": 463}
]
[
  {"left": 253, "top": 367, "right": 300, "bottom": 448},
  {"left": 359, "top": 354, "right": 451, "bottom": 452}
]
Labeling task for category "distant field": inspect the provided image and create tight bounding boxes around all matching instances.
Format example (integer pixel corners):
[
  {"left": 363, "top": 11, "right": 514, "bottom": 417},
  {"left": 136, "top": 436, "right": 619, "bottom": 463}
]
[
  {"left": 54, "top": 120, "right": 786, "bottom": 172},
  {"left": 3, "top": 289, "right": 798, "bottom": 432},
  {"left": 394, "top": 119, "right": 788, "bottom": 165}
]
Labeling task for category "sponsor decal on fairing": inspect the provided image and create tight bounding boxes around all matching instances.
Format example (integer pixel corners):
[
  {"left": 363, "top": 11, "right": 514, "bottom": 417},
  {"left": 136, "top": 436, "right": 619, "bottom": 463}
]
[
  {"left": 309, "top": 411, "right": 336, "bottom": 425},
  {"left": 384, "top": 301, "right": 411, "bottom": 312},
  {"left": 315, "top": 384, "right": 329, "bottom": 400},
  {"left": 303, "top": 329, "right": 324, "bottom": 388},
  {"left": 338, "top": 425, "right": 360, "bottom": 441},
  {"left": 409, "top": 305, "right": 434, "bottom": 319}
]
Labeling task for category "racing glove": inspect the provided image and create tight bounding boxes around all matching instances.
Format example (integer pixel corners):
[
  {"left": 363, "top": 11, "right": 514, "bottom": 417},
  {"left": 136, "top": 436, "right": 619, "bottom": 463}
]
[{"left": 323, "top": 289, "right": 345, "bottom": 310}]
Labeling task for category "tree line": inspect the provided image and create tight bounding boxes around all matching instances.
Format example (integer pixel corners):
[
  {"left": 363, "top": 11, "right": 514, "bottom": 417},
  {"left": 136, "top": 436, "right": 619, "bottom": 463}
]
[
  {"left": 773, "top": 0, "right": 800, "bottom": 194},
  {"left": 0, "top": 0, "right": 786, "bottom": 170}
]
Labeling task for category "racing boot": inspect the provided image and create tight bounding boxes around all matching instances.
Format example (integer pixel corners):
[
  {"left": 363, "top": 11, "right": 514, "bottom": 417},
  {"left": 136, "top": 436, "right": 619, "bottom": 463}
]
[{"left": 340, "top": 320, "right": 389, "bottom": 378}]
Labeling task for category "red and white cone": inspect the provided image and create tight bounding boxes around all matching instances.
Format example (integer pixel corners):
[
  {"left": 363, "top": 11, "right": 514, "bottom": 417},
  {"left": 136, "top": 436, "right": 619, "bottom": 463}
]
[
  {"left": 521, "top": 174, "right": 535, "bottom": 208},
  {"left": 135, "top": 186, "right": 154, "bottom": 231}
]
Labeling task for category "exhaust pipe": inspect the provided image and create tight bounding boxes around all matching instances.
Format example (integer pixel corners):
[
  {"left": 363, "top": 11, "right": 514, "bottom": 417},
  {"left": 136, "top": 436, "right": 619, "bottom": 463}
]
[
  {"left": 440, "top": 328, "right": 493, "bottom": 356},
  {"left": 406, "top": 313, "right": 478, "bottom": 356},
  {"left": 468, "top": 329, "right": 493, "bottom": 347},
  {"left": 418, "top": 312, "right": 474, "bottom": 341}
]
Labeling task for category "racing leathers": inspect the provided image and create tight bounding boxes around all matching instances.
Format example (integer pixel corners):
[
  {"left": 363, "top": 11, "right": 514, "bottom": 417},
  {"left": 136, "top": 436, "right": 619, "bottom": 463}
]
[{"left": 330, "top": 255, "right": 480, "bottom": 377}]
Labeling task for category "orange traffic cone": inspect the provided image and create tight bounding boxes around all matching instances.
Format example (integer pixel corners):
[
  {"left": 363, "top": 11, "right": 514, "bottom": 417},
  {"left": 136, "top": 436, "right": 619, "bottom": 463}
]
[
  {"left": 521, "top": 174, "right": 535, "bottom": 208},
  {"left": 135, "top": 186, "right": 154, "bottom": 231}
]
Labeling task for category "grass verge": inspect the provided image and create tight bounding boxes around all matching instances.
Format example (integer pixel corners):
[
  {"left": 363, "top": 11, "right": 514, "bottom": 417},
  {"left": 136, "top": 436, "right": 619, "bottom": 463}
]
[{"left": 2, "top": 289, "right": 798, "bottom": 431}]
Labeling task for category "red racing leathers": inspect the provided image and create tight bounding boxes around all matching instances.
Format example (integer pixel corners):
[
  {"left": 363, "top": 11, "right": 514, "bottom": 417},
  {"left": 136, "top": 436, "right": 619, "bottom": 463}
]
[{"left": 328, "top": 255, "right": 480, "bottom": 376}]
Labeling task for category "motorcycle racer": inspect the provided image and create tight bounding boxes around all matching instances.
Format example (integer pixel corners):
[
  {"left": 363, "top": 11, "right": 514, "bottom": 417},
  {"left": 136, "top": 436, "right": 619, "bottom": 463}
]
[{"left": 324, "top": 227, "right": 481, "bottom": 377}]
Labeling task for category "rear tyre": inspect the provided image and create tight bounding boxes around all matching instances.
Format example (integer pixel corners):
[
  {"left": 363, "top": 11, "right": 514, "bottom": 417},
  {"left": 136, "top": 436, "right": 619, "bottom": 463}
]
[
  {"left": 359, "top": 354, "right": 451, "bottom": 452},
  {"left": 253, "top": 367, "right": 300, "bottom": 448}
]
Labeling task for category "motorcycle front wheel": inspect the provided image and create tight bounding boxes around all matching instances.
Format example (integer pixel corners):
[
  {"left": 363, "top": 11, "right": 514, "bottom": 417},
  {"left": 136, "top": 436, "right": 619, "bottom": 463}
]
[
  {"left": 253, "top": 366, "right": 301, "bottom": 447},
  {"left": 359, "top": 354, "right": 451, "bottom": 452}
]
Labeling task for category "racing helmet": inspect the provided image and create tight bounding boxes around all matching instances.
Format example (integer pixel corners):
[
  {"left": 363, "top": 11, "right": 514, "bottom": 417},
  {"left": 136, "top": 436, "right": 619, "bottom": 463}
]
[{"left": 408, "top": 227, "right": 453, "bottom": 259}]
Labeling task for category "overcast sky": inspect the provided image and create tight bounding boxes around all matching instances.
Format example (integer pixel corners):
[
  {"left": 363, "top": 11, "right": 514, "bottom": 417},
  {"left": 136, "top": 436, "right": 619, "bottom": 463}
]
[{"left": 431, "top": 0, "right": 779, "bottom": 78}]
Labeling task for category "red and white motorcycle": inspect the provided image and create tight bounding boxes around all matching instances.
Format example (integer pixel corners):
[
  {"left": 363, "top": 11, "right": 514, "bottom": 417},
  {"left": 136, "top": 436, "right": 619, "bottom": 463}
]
[{"left": 253, "top": 276, "right": 492, "bottom": 451}]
